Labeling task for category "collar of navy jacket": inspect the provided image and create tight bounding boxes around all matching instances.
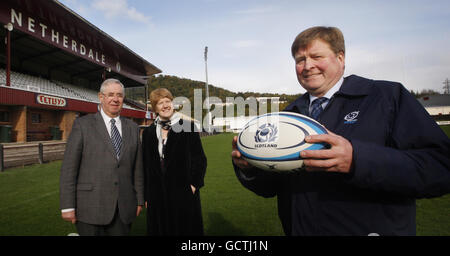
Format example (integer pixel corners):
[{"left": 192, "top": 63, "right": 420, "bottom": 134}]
[{"left": 284, "top": 75, "right": 372, "bottom": 115}]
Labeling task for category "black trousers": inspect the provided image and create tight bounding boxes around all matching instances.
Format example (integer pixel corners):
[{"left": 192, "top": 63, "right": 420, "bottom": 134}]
[{"left": 75, "top": 207, "right": 131, "bottom": 236}]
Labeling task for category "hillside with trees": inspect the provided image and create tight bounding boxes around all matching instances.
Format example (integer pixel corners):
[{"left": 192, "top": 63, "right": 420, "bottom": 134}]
[
  {"left": 126, "top": 75, "right": 448, "bottom": 123},
  {"left": 126, "top": 75, "right": 302, "bottom": 117},
  {"left": 146, "top": 75, "right": 301, "bottom": 104}
]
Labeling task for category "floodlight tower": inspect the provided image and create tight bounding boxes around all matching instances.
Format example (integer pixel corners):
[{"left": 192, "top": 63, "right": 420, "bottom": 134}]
[
  {"left": 204, "top": 46, "right": 211, "bottom": 134},
  {"left": 4, "top": 23, "right": 13, "bottom": 87},
  {"left": 443, "top": 78, "right": 450, "bottom": 94}
]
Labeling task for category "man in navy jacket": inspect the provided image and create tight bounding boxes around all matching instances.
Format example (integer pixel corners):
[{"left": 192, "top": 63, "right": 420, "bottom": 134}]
[{"left": 231, "top": 26, "right": 450, "bottom": 235}]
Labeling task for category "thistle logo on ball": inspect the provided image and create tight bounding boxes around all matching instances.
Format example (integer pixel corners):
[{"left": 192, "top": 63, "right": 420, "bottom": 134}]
[{"left": 255, "top": 123, "right": 278, "bottom": 143}]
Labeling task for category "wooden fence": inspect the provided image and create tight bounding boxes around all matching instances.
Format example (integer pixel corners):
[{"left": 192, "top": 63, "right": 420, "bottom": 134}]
[
  {"left": 0, "top": 131, "right": 221, "bottom": 171},
  {"left": 0, "top": 141, "right": 66, "bottom": 171}
]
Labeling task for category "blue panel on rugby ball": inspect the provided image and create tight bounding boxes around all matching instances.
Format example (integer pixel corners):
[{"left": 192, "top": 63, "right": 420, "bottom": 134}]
[{"left": 237, "top": 111, "right": 327, "bottom": 171}]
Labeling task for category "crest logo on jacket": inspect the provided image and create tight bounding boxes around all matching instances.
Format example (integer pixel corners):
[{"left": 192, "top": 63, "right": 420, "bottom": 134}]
[{"left": 344, "top": 111, "right": 359, "bottom": 124}]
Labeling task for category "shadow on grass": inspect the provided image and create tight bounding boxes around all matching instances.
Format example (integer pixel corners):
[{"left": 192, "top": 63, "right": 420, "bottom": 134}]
[{"left": 205, "top": 212, "right": 245, "bottom": 236}]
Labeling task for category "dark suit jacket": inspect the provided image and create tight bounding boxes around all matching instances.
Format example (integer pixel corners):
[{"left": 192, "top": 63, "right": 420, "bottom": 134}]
[
  {"left": 60, "top": 112, "right": 144, "bottom": 225},
  {"left": 142, "top": 119, "right": 207, "bottom": 235}
]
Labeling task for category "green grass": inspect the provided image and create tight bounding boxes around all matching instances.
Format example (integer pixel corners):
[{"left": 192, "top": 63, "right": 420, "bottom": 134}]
[
  {"left": 416, "top": 125, "right": 450, "bottom": 236},
  {"left": 0, "top": 133, "right": 282, "bottom": 236},
  {"left": 440, "top": 125, "right": 450, "bottom": 135},
  {"left": 200, "top": 133, "right": 283, "bottom": 236},
  {"left": 0, "top": 127, "right": 448, "bottom": 236},
  {"left": 416, "top": 195, "right": 450, "bottom": 236},
  {"left": 0, "top": 161, "right": 77, "bottom": 235}
]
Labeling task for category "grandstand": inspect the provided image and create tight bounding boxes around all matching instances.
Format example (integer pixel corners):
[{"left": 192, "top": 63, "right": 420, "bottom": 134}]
[
  {"left": 0, "top": 0, "right": 161, "bottom": 143},
  {"left": 417, "top": 94, "right": 450, "bottom": 125},
  {"left": 0, "top": 68, "right": 138, "bottom": 110}
]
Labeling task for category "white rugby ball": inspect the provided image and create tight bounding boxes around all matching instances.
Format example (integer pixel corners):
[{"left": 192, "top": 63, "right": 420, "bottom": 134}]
[{"left": 236, "top": 111, "right": 328, "bottom": 171}]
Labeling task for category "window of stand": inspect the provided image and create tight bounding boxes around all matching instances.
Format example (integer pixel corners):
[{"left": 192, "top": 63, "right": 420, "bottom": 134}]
[
  {"left": 0, "top": 111, "right": 9, "bottom": 122},
  {"left": 31, "top": 113, "right": 41, "bottom": 124}
]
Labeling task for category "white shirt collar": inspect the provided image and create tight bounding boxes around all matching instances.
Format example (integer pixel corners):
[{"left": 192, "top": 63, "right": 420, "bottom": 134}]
[
  {"left": 155, "top": 112, "right": 182, "bottom": 158},
  {"left": 100, "top": 107, "right": 120, "bottom": 123},
  {"left": 100, "top": 107, "right": 121, "bottom": 136},
  {"left": 309, "top": 75, "right": 344, "bottom": 104}
]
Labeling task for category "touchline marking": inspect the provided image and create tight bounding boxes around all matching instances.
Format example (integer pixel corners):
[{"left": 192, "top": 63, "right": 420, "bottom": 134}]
[{"left": 0, "top": 191, "right": 57, "bottom": 212}]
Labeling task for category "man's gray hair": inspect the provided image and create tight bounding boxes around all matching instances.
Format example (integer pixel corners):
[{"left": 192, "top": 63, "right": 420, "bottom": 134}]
[{"left": 99, "top": 78, "right": 125, "bottom": 96}]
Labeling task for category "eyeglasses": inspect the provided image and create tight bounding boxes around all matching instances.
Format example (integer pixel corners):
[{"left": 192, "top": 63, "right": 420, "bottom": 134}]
[{"left": 102, "top": 93, "right": 124, "bottom": 99}]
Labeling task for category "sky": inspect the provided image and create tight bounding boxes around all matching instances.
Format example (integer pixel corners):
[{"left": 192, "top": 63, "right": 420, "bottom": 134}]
[{"left": 59, "top": 0, "right": 450, "bottom": 95}]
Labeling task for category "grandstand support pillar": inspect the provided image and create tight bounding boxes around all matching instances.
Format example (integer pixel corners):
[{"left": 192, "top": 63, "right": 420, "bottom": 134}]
[
  {"left": 12, "top": 106, "right": 27, "bottom": 143},
  {"left": 0, "top": 144, "right": 4, "bottom": 172},
  {"left": 60, "top": 111, "right": 77, "bottom": 141},
  {"left": 5, "top": 24, "right": 12, "bottom": 87}
]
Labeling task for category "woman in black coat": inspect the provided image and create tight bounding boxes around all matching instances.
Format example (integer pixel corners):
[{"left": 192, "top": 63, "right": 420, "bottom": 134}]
[{"left": 142, "top": 88, "right": 207, "bottom": 236}]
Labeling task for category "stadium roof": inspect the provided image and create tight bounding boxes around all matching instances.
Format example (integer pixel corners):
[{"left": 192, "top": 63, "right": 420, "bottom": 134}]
[
  {"left": 0, "top": 0, "right": 161, "bottom": 89},
  {"left": 417, "top": 94, "right": 450, "bottom": 107}
]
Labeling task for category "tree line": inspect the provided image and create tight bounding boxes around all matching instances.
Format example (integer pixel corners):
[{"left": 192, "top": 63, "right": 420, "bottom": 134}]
[
  {"left": 409, "top": 89, "right": 443, "bottom": 98},
  {"left": 141, "top": 75, "right": 301, "bottom": 116},
  {"left": 125, "top": 75, "right": 444, "bottom": 119}
]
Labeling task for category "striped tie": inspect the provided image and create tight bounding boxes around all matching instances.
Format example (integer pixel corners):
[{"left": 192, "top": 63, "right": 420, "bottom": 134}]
[
  {"left": 310, "top": 97, "right": 328, "bottom": 120},
  {"left": 110, "top": 119, "right": 122, "bottom": 159}
]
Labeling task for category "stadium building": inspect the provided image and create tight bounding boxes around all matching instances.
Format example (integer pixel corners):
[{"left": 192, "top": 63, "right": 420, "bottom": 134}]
[
  {"left": 417, "top": 94, "right": 450, "bottom": 124},
  {"left": 0, "top": 0, "right": 161, "bottom": 143}
]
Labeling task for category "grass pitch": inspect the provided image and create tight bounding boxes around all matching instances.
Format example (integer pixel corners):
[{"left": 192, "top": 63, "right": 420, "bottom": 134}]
[
  {"left": 0, "top": 127, "right": 448, "bottom": 236},
  {"left": 0, "top": 133, "right": 283, "bottom": 236}
]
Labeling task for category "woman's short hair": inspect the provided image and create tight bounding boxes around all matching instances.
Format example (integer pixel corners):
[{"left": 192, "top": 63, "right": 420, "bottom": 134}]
[
  {"left": 291, "top": 26, "right": 345, "bottom": 57},
  {"left": 150, "top": 88, "right": 174, "bottom": 111}
]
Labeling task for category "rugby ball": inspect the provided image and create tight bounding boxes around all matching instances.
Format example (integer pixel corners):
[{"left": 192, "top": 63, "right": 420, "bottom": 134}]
[{"left": 236, "top": 111, "right": 328, "bottom": 171}]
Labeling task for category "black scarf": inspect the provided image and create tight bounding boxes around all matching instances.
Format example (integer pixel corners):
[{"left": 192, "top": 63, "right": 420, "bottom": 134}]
[{"left": 160, "top": 120, "right": 171, "bottom": 131}]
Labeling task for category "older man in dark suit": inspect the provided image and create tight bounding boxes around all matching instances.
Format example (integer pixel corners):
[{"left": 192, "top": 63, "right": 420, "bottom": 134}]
[{"left": 60, "top": 78, "right": 144, "bottom": 236}]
